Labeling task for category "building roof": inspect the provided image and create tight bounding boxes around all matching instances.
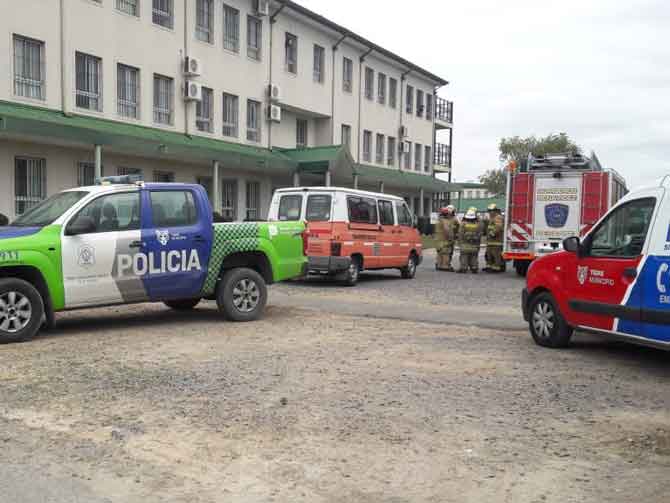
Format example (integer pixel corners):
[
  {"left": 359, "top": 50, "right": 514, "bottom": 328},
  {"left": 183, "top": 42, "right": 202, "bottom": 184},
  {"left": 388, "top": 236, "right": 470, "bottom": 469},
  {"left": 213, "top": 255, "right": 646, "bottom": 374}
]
[
  {"left": 354, "top": 164, "right": 459, "bottom": 192},
  {"left": 278, "top": 1, "right": 449, "bottom": 87}
]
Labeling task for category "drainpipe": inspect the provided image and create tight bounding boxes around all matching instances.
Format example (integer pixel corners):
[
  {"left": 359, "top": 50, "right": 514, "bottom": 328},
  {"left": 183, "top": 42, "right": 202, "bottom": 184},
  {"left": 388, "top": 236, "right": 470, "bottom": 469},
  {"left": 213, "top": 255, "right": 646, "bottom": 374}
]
[
  {"left": 357, "top": 47, "right": 373, "bottom": 164},
  {"left": 331, "top": 33, "right": 347, "bottom": 144},
  {"left": 59, "top": 0, "right": 69, "bottom": 115},
  {"left": 268, "top": 4, "right": 286, "bottom": 151},
  {"left": 212, "top": 161, "right": 221, "bottom": 213},
  {"left": 94, "top": 144, "right": 102, "bottom": 180},
  {"left": 399, "top": 69, "right": 411, "bottom": 171}
]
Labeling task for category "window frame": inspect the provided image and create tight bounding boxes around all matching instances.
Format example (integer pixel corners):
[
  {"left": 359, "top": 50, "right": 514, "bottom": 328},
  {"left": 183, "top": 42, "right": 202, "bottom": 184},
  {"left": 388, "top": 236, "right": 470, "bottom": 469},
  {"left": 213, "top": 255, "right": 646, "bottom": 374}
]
[
  {"left": 75, "top": 51, "right": 103, "bottom": 112},
  {"left": 377, "top": 73, "right": 386, "bottom": 105},
  {"left": 196, "top": 86, "right": 214, "bottom": 133},
  {"left": 395, "top": 201, "right": 413, "bottom": 227},
  {"left": 246, "top": 99, "right": 261, "bottom": 142},
  {"left": 414, "top": 143, "right": 422, "bottom": 171},
  {"left": 116, "top": 0, "right": 139, "bottom": 17},
  {"left": 378, "top": 200, "right": 395, "bottom": 226},
  {"left": 68, "top": 190, "right": 142, "bottom": 234},
  {"left": 296, "top": 119, "right": 308, "bottom": 148},
  {"left": 14, "top": 156, "right": 47, "bottom": 216},
  {"left": 153, "top": 170, "right": 175, "bottom": 183},
  {"left": 117, "top": 63, "right": 140, "bottom": 119},
  {"left": 246, "top": 15, "right": 262, "bottom": 61},
  {"left": 196, "top": 0, "right": 214, "bottom": 43},
  {"left": 13, "top": 34, "right": 46, "bottom": 101},
  {"left": 153, "top": 73, "right": 174, "bottom": 125},
  {"left": 375, "top": 133, "right": 385, "bottom": 164},
  {"left": 152, "top": 0, "right": 174, "bottom": 29},
  {"left": 77, "top": 161, "right": 96, "bottom": 187},
  {"left": 406, "top": 85, "right": 414, "bottom": 114},
  {"left": 245, "top": 181, "right": 261, "bottom": 221},
  {"left": 221, "top": 179, "right": 238, "bottom": 221},
  {"left": 424, "top": 145, "right": 432, "bottom": 172},
  {"left": 313, "top": 44, "right": 325, "bottom": 83},
  {"left": 149, "top": 189, "right": 198, "bottom": 228},
  {"left": 364, "top": 67, "right": 374, "bottom": 100},
  {"left": 387, "top": 137, "right": 396, "bottom": 166},
  {"left": 278, "top": 194, "right": 303, "bottom": 222},
  {"left": 285, "top": 32, "right": 298, "bottom": 74},
  {"left": 416, "top": 89, "right": 424, "bottom": 118},
  {"left": 347, "top": 196, "right": 378, "bottom": 225},
  {"left": 342, "top": 57, "right": 353, "bottom": 93},
  {"left": 362, "top": 130, "right": 372, "bottom": 163},
  {"left": 389, "top": 78, "right": 397, "bottom": 109},
  {"left": 222, "top": 92, "right": 239, "bottom": 137},
  {"left": 223, "top": 4, "right": 240, "bottom": 53},
  {"left": 306, "top": 194, "right": 332, "bottom": 222},
  {"left": 341, "top": 124, "right": 351, "bottom": 149}
]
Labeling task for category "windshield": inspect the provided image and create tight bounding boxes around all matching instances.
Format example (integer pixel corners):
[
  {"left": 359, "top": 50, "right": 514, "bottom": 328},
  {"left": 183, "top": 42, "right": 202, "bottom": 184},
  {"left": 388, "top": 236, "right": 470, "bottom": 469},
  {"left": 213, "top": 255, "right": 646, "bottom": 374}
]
[{"left": 12, "top": 191, "right": 89, "bottom": 227}]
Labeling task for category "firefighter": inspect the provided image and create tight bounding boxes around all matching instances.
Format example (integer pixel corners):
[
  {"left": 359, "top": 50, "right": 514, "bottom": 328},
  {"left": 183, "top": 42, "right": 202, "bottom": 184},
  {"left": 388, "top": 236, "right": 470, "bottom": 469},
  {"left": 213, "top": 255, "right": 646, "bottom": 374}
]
[
  {"left": 457, "top": 207, "right": 482, "bottom": 273},
  {"left": 484, "top": 203, "right": 505, "bottom": 273},
  {"left": 434, "top": 205, "right": 459, "bottom": 272}
]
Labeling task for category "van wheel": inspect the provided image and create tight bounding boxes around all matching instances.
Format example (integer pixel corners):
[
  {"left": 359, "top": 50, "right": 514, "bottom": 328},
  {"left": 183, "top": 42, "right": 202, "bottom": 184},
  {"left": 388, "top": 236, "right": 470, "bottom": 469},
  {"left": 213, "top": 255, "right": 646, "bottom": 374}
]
[
  {"left": 340, "top": 257, "right": 361, "bottom": 286},
  {"left": 217, "top": 268, "right": 267, "bottom": 322},
  {"left": 515, "top": 260, "right": 530, "bottom": 277},
  {"left": 401, "top": 254, "right": 418, "bottom": 279},
  {"left": 529, "top": 292, "right": 573, "bottom": 348},
  {"left": 0, "top": 279, "right": 44, "bottom": 344},
  {"left": 164, "top": 298, "right": 201, "bottom": 311}
]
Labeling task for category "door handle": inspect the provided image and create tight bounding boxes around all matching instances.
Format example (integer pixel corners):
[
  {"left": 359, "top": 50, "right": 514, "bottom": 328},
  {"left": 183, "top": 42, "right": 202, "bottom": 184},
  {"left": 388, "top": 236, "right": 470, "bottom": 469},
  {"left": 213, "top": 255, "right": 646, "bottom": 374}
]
[
  {"left": 129, "top": 240, "right": 144, "bottom": 249},
  {"left": 623, "top": 268, "right": 638, "bottom": 279}
]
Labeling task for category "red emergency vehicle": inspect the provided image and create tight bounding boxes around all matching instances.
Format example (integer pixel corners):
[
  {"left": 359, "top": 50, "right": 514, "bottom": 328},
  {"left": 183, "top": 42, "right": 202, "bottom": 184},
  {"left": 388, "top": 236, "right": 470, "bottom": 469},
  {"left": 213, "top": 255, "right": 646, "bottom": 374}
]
[{"left": 503, "top": 153, "right": 627, "bottom": 276}]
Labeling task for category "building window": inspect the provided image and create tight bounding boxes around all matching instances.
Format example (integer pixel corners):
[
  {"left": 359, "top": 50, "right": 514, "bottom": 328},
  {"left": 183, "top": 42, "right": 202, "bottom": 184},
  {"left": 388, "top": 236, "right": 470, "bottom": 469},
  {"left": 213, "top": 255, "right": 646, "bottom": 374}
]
[
  {"left": 364, "top": 67, "right": 374, "bottom": 100},
  {"left": 424, "top": 146, "right": 432, "bottom": 172},
  {"left": 153, "top": 74, "right": 174, "bottom": 125},
  {"left": 152, "top": 0, "right": 174, "bottom": 29},
  {"left": 15, "top": 157, "right": 46, "bottom": 215},
  {"left": 118, "top": 167, "right": 142, "bottom": 177},
  {"left": 197, "top": 176, "right": 213, "bottom": 204},
  {"left": 296, "top": 119, "right": 308, "bottom": 148},
  {"left": 313, "top": 45, "right": 325, "bottom": 83},
  {"left": 375, "top": 134, "right": 385, "bottom": 164},
  {"left": 387, "top": 137, "right": 396, "bottom": 166},
  {"left": 389, "top": 78, "right": 397, "bottom": 109},
  {"left": 117, "top": 63, "right": 140, "bottom": 119},
  {"left": 222, "top": 180, "right": 237, "bottom": 221},
  {"left": 246, "top": 181, "right": 261, "bottom": 221},
  {"left": 404, "top": 142, "right": 411, "bottom": 170},
  {"left": 247, "top": 99, "right": 261, "bottom": 142},
  {"left": 75, "top": 52, "right": 103, "bottom": 111},
  {"left": 13, "top": 35, "right": 45, "bottom": 100},
  {"left": 342, "top": 57, "right": 353, "bottom": 92},
  {"left": 247, "top": 15, "right": 262, "bottom": 60},
  {"left": 417, "top": 89, "right": 424, "bottom": 118},
  {"left": 362, "top": 130, "right": 372, "bottom": 162},
  {"left": 426, "top": 94, "right": 433, "bottom": 120},
  {"left": 414, "top": 143, "right": 422, "bottom": 171},
  {"left": 406, "top": 85, "right": 414, "bottom": 114},
  {"left": 116, "top": 0, "right": 139, "bottom": 17},
  {"left": 196, "top": 0, "right": 214, "bottom": 43},
  {"left": 341, "top": 124, "right": 351, "bottom": 149},
  {"left": 77, "top": 161, "right": 96, "bottom": 187},
  {"left": 377, "top": 73, "right": 386, "bottom": 105},
  {"left": 285, "top": 33, "right": 297, "bottom": 74},
  {"left": 153, "top": 170, "right": 175, "bottom": 183},
  {"left": 196, "top": 87, "right": 213, "bottom": 133},
  {"left": 222, "top": 92, "right": 239, "bottom": 137},
  {"left": 223, "top": 5, "right": 240, "bottom": 52}
]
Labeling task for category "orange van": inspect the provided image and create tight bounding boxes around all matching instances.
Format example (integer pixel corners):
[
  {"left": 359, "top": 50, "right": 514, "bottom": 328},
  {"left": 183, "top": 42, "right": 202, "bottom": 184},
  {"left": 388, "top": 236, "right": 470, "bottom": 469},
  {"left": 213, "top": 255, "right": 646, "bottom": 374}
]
[{"left": 268, "top": 187, "right": 423, "bottom": 285}]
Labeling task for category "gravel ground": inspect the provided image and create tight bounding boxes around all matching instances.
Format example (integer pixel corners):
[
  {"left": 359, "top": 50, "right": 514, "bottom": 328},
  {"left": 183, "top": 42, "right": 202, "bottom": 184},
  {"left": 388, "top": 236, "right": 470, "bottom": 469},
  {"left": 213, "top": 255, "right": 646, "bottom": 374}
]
[{"left": 1, "top": 291, "right": 669, "bottom": 502}]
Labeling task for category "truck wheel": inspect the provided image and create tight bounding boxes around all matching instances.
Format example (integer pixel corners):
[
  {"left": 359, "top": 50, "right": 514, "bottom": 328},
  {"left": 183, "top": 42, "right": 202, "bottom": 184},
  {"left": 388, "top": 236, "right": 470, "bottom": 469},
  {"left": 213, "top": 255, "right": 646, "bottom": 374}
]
[
  {"left": 529, "top": 292, "right": 573, "bottom": 348},
  {"left": 340, "top": 257, "right": 361, "bottom": 287},
  {"left": 401, "top": 254, "right": 418, "bottom": 279},
  {"left": 0, "top": 278, "right": 44, "bottom": 344},
  {"left": 515, "top": 260, "right": 530, "bottom": 277},
  {"left": 164, "top": 298, "right": 201, "bottom": 311},
  {"left": 217, "top": 268, "right": 267, "bottom": 322}
]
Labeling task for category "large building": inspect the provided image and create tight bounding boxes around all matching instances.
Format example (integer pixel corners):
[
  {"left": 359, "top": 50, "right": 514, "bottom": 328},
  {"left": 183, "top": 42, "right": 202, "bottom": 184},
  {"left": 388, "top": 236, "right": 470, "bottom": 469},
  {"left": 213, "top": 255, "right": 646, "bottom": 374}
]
[{"left": 0, "top": 0, "right": 455, "bottom": 221}]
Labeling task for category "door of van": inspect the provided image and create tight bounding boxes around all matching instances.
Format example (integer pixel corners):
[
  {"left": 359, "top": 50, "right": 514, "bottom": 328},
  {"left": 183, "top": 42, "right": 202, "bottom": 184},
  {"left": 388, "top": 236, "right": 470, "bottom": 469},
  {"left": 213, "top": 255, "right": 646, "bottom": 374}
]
[
  {"left": 346, "top": 195, "right": 381, "bottom": 269},
  {"left": 304, "top": 192, "right": 334, "bottom": 258},
  {"left": 565, "top": 195, "right": 658, "bottom": 335},
  {"left": 378, "top": 199, "right": 400, "bottom": 267},
  {"left": 394, "top": 200, "right": 415, "bottom": 264}
]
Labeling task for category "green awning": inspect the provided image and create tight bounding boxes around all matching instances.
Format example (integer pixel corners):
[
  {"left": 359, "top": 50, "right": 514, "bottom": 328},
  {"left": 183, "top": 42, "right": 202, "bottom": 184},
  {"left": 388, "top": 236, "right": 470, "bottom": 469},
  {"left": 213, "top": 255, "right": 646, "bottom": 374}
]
[
  {"left": 278, "top": 145, "right": 354, "bottom": 175},
  {"left": 0, "top": 100, "right": 295, "bottom": 172},
  {"left": 353, "top": 164, "right": 460, "bottom": 192},
  {"left": 454, "top": 197, "right": 506, "bottom": 213}
]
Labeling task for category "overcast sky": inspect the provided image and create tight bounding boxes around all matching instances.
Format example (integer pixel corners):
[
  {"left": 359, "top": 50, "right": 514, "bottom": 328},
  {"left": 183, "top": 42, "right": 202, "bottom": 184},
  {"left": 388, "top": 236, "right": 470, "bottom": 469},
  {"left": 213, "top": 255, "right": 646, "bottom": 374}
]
[{"left": 294, "top": 0, "right": 669, "bottom": 189}]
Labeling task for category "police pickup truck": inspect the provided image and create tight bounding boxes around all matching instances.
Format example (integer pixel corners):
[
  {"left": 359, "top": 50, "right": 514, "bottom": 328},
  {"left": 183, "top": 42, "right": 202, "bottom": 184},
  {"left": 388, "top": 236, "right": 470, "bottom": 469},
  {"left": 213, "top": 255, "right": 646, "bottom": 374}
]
[
  {"left": 0, "top": 178, "right": 306, "bottom": 343},
  {"left": 523, "top": 175, "right": 670, "bottom": 351}
]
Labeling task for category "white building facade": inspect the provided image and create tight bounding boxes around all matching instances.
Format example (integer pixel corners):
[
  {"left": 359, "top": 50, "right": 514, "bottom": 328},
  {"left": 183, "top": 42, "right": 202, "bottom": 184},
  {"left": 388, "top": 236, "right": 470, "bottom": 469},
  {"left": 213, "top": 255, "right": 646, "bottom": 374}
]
[{"left": 0, "top": 0, "right": 455, "bottom": 221}]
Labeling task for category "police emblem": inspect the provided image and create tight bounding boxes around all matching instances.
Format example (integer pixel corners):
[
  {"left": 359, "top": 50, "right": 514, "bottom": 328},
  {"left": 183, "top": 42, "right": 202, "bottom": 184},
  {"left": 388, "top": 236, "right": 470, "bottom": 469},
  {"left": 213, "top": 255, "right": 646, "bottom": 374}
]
[
  {"left": 77, "top": 244, "right": 96, "bottom": 268},
  {"left": 155, "top": 230, "right": 170, "bottom": 246},
  {"left": 578, "top": 266, "right": 589, "bottom": 286},
  {"left": 545, "top": 204, "right": 570, "bottom": 228}
]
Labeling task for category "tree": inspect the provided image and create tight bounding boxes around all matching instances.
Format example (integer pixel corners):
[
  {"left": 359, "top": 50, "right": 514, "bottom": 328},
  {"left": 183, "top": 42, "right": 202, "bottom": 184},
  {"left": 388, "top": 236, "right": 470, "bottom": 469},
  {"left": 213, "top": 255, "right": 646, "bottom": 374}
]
[
  {"left": 498, "top": 133, "right": 581, "bottom": 171},
  {"left": 479, "top": 169, "right": 507, "bottom": 196}
]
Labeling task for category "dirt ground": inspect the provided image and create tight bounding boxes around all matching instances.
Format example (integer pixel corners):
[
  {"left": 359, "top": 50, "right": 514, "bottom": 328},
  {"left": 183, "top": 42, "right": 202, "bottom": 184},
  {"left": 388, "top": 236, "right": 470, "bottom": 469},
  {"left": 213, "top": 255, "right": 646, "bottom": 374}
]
[{"left": 1, "top": 300, "right": 669, "bottom": 503}]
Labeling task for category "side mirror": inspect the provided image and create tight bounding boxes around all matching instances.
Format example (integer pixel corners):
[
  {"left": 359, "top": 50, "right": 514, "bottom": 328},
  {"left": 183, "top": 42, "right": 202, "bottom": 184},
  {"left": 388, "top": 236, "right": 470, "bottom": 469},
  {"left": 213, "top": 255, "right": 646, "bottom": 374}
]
[
  {"left": 66, "top": 216, "right": 96, "bottom": 236},
  {"left": 563, "top": 236, "right": 580, "bottom": 254}
]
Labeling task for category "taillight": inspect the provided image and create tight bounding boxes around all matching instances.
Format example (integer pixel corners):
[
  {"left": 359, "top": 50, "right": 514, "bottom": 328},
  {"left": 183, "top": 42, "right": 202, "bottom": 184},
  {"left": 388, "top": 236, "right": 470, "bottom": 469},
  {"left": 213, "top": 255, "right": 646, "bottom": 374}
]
[
  {"left": 331, "top": 241, "right": 342, "bottom": 257},
  {"left": 302, "top": 231, "right": 309, "bottom": 256}
]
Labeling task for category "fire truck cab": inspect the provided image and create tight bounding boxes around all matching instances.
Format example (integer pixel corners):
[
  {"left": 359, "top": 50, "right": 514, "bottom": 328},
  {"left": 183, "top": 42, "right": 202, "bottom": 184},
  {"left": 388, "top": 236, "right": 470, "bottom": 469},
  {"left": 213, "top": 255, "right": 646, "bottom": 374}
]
[{"left": 503, "top": 153, "right": 627, "bottom": 276}]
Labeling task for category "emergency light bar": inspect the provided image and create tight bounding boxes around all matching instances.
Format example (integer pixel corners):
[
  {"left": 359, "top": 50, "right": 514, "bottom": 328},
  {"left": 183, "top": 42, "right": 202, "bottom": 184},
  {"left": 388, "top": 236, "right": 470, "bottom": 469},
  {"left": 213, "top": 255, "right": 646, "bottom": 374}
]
[
  {"left": 528, "top": 152, "right": 601, "bottom": 171},
  {"left": 96, "top": 175, "right": 144, "bottom": 185}
]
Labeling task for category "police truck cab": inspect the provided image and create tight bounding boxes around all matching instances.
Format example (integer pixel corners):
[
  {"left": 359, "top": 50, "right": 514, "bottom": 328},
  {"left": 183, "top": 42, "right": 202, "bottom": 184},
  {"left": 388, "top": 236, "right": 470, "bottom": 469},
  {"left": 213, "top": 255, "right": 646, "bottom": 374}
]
[{"left": 523, "top": 175, "right": 670, "bottom": 350}]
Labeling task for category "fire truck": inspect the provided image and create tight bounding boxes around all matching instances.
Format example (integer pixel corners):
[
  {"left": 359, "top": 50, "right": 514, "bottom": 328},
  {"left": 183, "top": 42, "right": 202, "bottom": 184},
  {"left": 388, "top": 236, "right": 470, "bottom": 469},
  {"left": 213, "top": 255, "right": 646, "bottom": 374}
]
[{"left": 503, "top": 152, "right": 627, "bottom": 277}]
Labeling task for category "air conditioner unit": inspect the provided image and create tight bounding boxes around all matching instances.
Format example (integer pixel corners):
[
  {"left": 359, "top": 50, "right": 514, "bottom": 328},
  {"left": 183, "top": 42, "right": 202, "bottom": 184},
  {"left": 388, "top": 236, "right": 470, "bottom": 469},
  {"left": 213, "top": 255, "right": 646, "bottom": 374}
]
[
  {"left": 183, "top": 56, "right": 202, "bottom": 77},
  {"left": 253, "top": 0, "right": 270, "bottom": 16},
  {"left": 399, "top": 125, "right": 408, "bottom": 138},
  {"left": 268, "top": 104, "right": 282, "bottom": 123},
  {"left": 401, "top": 141, "right": 411, "bottom": 154},
  {"left": 184, "top": 81, "right": 202, "bottom": 101},
  {"left": 268, "top": 84, "right": 281, "bottom": 103}
]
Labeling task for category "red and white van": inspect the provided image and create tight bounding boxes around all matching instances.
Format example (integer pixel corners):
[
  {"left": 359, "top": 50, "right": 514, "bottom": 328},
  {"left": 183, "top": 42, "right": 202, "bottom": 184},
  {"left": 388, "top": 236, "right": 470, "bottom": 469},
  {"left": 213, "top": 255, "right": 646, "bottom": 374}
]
[{"left": 268, "top": 187, "right": 422, "bottom": 285}]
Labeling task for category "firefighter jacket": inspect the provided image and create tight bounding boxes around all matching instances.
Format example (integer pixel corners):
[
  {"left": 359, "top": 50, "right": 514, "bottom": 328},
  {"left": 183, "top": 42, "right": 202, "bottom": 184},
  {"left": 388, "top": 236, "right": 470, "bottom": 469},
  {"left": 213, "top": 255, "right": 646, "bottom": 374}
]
[
  {"left": 487, "top": 214, "right": 505, "bottom": 246},
  {"left": 435, "top": 216, "right": 459, "bottom": 244},
  {"left": 458, "top": 220, "right": 483, "bottom": 253}
]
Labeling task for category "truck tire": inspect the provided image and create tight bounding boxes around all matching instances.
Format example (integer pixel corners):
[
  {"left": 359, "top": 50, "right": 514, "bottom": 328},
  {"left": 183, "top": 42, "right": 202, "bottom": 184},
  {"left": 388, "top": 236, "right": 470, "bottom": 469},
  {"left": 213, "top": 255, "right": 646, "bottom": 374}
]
[
  {"left": 217, "top": 268, "right": 267, "bottom": 322},
  {"left": 528, "top": 292, "right": 573, "bottom": 348},
  {"left": 339, "top": 256, "right": 361, "bottom": 287},
  {"left": 0, "top": 278, "right": 45, "bottom": 344},
  {"left": 164, "top": 298, "right": 201, "bottom": 311},
  {"left": 400, "top": 254, "right": 418, "bottom": 279},
  {"left": 515, "top": 260, "right": 530, "bottom": 277}
]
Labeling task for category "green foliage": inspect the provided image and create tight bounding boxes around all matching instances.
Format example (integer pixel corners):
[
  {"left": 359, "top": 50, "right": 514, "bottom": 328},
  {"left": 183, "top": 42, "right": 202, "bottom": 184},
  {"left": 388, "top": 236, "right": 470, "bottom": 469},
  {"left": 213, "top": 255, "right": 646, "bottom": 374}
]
[
  {"left": 478, "top": 169, "right": 507, "bottom": 196},
  {"left": 499, "top": 133, "right": 581, "bottom": 170}
]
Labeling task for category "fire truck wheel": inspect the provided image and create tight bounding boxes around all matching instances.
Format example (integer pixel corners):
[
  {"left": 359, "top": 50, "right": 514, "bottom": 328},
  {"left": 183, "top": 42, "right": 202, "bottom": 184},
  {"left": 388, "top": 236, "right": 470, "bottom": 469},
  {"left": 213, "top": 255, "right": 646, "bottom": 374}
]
[
  {"left": 528, "top": 292, "right": 573, "bottom": 349},
  {"left": 515, "top": 260, "right": 530, "bottom": 277}
]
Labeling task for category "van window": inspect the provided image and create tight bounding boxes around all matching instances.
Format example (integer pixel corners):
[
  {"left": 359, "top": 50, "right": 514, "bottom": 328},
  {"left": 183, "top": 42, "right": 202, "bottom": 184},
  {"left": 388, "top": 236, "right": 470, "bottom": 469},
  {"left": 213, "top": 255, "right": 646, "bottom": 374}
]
[
  {"left": 378, "top": 200, "right": 395, "bottom": 226},
  {"left": 347, "top": 196, "right": 378, "bottom": 224},
  {"left": 278, "top": 195, "right": 302, "bottom": 221},
  {"left": 306, "top": 194, "right": 332, "bottom": 221},
  {"left": 150, "top": 191, "right": 197, "bottom": 227},
  {"left": 589, "top": 198, "right": 656, "bottom": 258},
  {"left": 395, "top": 201, "right": 412, "bottom": 227}
]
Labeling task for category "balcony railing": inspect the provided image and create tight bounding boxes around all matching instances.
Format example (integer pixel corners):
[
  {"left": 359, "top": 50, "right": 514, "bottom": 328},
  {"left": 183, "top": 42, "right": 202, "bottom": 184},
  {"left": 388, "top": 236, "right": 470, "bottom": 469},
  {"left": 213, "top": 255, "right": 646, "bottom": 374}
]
[
  {"left": 434, "top": 143, "right": 451, "bottom": 167},
  {"left": 435, "top": 97, "right": 453, "bottom": 124}
]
